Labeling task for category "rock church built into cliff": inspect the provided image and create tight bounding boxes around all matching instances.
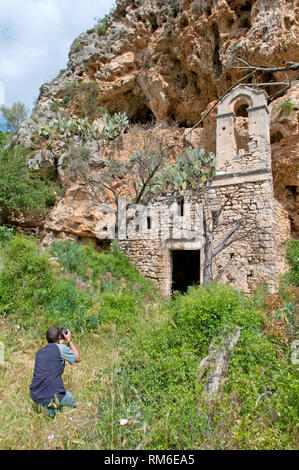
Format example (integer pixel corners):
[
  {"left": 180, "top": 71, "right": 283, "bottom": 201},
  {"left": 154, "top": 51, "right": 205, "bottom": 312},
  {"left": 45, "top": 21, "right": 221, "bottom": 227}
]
[{"left": 118, "top": 85, "right": 289, "bottom": 296}]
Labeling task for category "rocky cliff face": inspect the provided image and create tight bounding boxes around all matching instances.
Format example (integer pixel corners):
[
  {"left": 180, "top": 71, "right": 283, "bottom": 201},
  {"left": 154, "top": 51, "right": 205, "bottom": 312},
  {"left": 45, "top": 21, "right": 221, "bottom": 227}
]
[{"left": 16, "top": 0, "right": 299, "bottom": 242}]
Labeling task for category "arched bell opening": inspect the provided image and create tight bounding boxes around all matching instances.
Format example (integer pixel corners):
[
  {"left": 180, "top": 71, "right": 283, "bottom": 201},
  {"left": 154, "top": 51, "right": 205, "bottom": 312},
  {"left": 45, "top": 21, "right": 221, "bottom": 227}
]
[{"left": 233, "top": 98, "right": 250, "bottom": 154}]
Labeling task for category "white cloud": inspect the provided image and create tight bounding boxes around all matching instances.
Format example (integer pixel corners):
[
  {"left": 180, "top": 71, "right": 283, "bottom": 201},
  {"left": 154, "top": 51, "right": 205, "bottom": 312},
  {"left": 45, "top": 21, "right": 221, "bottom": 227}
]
[{"left": 0, "top": 0, "right": 114, "bottom": 112}]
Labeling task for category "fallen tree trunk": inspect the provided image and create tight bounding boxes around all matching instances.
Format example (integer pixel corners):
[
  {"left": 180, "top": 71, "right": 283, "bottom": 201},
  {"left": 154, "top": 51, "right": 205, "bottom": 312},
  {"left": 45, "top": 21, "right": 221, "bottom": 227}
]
[{"left": 197, "top": 325, "right": 241, "bottom": 401}]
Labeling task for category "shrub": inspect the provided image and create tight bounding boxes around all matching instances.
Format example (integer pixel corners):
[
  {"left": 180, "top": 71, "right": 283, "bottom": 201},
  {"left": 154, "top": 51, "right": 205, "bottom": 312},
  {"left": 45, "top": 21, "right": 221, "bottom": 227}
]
[
  {"left": 0, "top": 226, "right": 14, "bottom": 245},
  {"left": 282, "top": 239, "right": 299, "bottom": 286},
  {"left": 36, "top": 279, "right": 93, "bottom": 332},
  {"left": 101, "top": 112, "right": 129, "bottom": 141},
  {"left": 159, "top": 283, "right": 255, "bottom": 352},
  {"left": 96, "top": 16, "right": 108, "bottom": 36},
  {"left": 70, "top": 40, "right": 83, "bottom": 54},
  {"left": 0, "top": 145, "right": 58, "bottom": 223},
  {"left": 0, "top": 236, "right": 155, "bottom": 333},
  {"left": 61, "top": 145, "right": 91, "bottom": 176},
  {"left": 0, "top": 235, "right": 55, "bottom": 320},
  {"left": 104, "top": 282, "right": 297, "bottom": 449},
  {"left": 275, "top": 100, "right": 297, "bottom": 117},
  {"left": 0, "top": 131, "right": 8, "bottom": 147},
  {"left": 61, "top": 81, "right": 100, "bottom": 122},
  {"left": 49, "top": 101, "right": 59, "bottom": 113},
  {"left": 50, "top": 240, "right": 155, "bottom": 299}
]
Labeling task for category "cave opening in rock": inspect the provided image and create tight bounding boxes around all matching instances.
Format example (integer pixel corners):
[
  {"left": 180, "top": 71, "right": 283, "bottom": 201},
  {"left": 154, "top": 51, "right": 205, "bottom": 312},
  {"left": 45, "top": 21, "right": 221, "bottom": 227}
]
[
  {"left": 179, "top": 15, "right": 189, "bottom": 28},
  {"left": 258, "top": 71, "right": 281, "bottom": 96},
  {"left": 226, "top": 17, "right": 235, "bottom": 29},
  {"left": 177, "top": 120, "right": 188, "bottom": 128},
  {"left": 286, "top": 185, "right": 297, "bottom": 197},
  {"left": 228, "top": 0, "right": 255, "bottom": 30},
  {"left": 206, "top": 7, "right": 212, "bottom": 17},
  {"left": 96, "top": 238, "right": 111, "bottom": 251},
  {"left": 130, "top": 104, "right": 156, "bottom": 125},
  {"left": 270, "top": 130, "right": 284, "bottom": 144},
  {"left": 211, "top": 22, "right": 222, "bottom": 78},
  {"left": 148, "top": 13, "right": 159, "bottom": 32},
  {"left": 240, "top": 16, "right": 251, "bottom": 29},
  {"left": 171, "top": 249, "right": 201, "bottom": 293}
]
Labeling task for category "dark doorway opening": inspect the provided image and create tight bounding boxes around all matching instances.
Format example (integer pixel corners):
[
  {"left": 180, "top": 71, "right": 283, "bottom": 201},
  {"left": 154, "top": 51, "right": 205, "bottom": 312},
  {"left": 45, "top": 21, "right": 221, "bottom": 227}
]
[{"left": 171, "top": 250, "right": 201, "bottom": 293}]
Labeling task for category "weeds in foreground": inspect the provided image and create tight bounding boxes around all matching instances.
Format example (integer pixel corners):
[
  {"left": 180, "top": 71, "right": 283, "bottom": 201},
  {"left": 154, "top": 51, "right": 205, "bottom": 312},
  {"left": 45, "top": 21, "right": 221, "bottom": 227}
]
[{"left": 0, "top": 235, "right": 298, "bottom": 449}]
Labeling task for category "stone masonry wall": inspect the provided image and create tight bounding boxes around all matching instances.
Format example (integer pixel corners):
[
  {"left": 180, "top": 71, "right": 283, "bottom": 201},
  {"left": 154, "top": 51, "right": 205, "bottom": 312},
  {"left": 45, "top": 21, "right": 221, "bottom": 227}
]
[
  {"left": 118, "top": 86, "right": 291, "bottom": 296},
  {"left": 119, "top": 174, "right": 289, "bottom": 296}
]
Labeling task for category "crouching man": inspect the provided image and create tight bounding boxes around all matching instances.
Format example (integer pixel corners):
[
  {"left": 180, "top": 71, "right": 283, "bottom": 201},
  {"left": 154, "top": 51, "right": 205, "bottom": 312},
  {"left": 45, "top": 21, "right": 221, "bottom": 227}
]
[{"left": 30, "top": 326, "right": 81, "bottom": 416}]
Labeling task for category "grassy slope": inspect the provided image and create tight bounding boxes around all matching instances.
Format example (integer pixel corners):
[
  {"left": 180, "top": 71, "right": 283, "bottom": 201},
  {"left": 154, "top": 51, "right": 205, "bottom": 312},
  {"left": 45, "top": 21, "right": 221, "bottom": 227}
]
[{"left": 0, "top": 234, "right": 298, "bottom": 450}]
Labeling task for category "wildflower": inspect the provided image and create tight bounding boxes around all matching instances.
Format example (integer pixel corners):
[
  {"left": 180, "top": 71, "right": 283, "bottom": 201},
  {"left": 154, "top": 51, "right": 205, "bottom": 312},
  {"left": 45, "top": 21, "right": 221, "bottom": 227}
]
[
  {"left": 120, "top": 419, "right": 128, "bottom": 426},
  {"left": 48, "top": 434, "right": 54, "bottom": 442}
]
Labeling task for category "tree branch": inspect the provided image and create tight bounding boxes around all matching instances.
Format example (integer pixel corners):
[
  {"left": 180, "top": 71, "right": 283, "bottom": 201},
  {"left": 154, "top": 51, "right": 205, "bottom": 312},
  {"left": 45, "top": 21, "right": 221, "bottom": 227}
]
[{"left": 212, "top": 217, "right": 243, "bottom": 259}]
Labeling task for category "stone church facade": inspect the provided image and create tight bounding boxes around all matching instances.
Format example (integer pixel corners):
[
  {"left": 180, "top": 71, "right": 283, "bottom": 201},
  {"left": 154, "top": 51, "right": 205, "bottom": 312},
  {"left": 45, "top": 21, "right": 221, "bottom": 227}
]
[{"left": 119, "top": 86, "right": 290, "bottom": 296}]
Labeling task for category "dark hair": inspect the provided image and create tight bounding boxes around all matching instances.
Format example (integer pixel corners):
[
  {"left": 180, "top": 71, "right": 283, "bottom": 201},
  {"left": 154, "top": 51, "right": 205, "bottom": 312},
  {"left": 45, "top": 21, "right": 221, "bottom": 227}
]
[{"left": 46, "top": 326, "right": 61, "bottom": 343}]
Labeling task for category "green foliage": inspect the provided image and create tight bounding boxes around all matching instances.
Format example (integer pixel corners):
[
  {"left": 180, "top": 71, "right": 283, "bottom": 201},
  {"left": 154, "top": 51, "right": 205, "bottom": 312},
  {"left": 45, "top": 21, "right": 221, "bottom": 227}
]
[
  {"left": 49, "top": 101, "right": 59, "bottom": 113},
  {"left": 62, "top": 81, "right": 100, "bottom": 121},
  {"left": 37, "top": 112, "right": 98, "bottom": 142},
  {"left": 0, "top": 145, "right": 58, "bottom": 221},
  {"left": 275, "top": 100, "right": 296, "bottom": 117},
  {"left": 282, "top": 239, "right": 299, "bottom": 286},
  {"left": 0, "top": 235, "right": 56, "bottom": 321},
  {"left": 0, "top": 102, "right": 29, "bottom": 134},
  {"left": 61, "top": 145, "right": 91, "bottom": 176},
  {"left": 50, "top": 240, "right": 154, "bottom": 299},
  {"left": 167, "top": 146, "right": 216, "bottom": 193},
  {"left": 0, "top": 130, "right": 8, "bottom": 147},
  {"left": 0, "top": 233, "right": 297, "bottom": 449},
  {"left": 70, "top": 40, "right": 83, "bottom": 54},
  {"left": 164, "top": 19, "right": 175, "bottom": 27},
  {"left": 101, "top": 112, "right": 129, "bottom": 142},
  {"left": 1, "top": 237, "right": 47, "bottom": 322},
  {"left": 97, "top": 282, "right": 297, "bottom": 449},
  {"left": 97, "top": 106, "right": 107, "bottom": 116},
  {"left": 96, "top": 16, "right": 108, "bottom": 36},
  {"left": 0, "top": 226, "right": 14, "bottom": 245},
  {"left": 0, "top": 236, "right": 155, "bottom": 334},
  {"left": 138, "top": 146, "right": 216, "bottom": 201}
]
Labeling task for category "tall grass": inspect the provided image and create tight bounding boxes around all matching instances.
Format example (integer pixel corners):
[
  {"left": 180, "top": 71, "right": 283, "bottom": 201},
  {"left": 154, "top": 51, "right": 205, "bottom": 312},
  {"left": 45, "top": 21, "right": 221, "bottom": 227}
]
[
  {"left": 0, "top": 235, "right": 156, "bottom": 335},
  {"left": 0, "top": 234, "right": 297, "bottom": 449}
]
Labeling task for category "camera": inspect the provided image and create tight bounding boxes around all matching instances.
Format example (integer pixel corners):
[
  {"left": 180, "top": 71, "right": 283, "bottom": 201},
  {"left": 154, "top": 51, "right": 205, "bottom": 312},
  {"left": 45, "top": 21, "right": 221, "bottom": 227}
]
[{"left": 60, "top": 326, "right": 68, "bottom": 336}]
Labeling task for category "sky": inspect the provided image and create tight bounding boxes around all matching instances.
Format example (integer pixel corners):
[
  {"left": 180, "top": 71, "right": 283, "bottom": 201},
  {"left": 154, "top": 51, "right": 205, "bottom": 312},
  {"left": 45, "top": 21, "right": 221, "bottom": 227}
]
[{"left": 0, "top": 0, "right": 115, "bottom": 126}]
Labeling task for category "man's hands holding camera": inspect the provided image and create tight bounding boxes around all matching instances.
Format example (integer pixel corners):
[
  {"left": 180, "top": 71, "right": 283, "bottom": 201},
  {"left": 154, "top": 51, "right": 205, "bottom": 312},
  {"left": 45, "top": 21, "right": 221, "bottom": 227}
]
[
  {"left": 60, "top": 327, "right": 81, "bottom": 362},
  {"left": 60, "top": 327, "right": 72, "bottom": 344},
  {"left": 64, "top": 330, "right": 72, "bottom": 344}
]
